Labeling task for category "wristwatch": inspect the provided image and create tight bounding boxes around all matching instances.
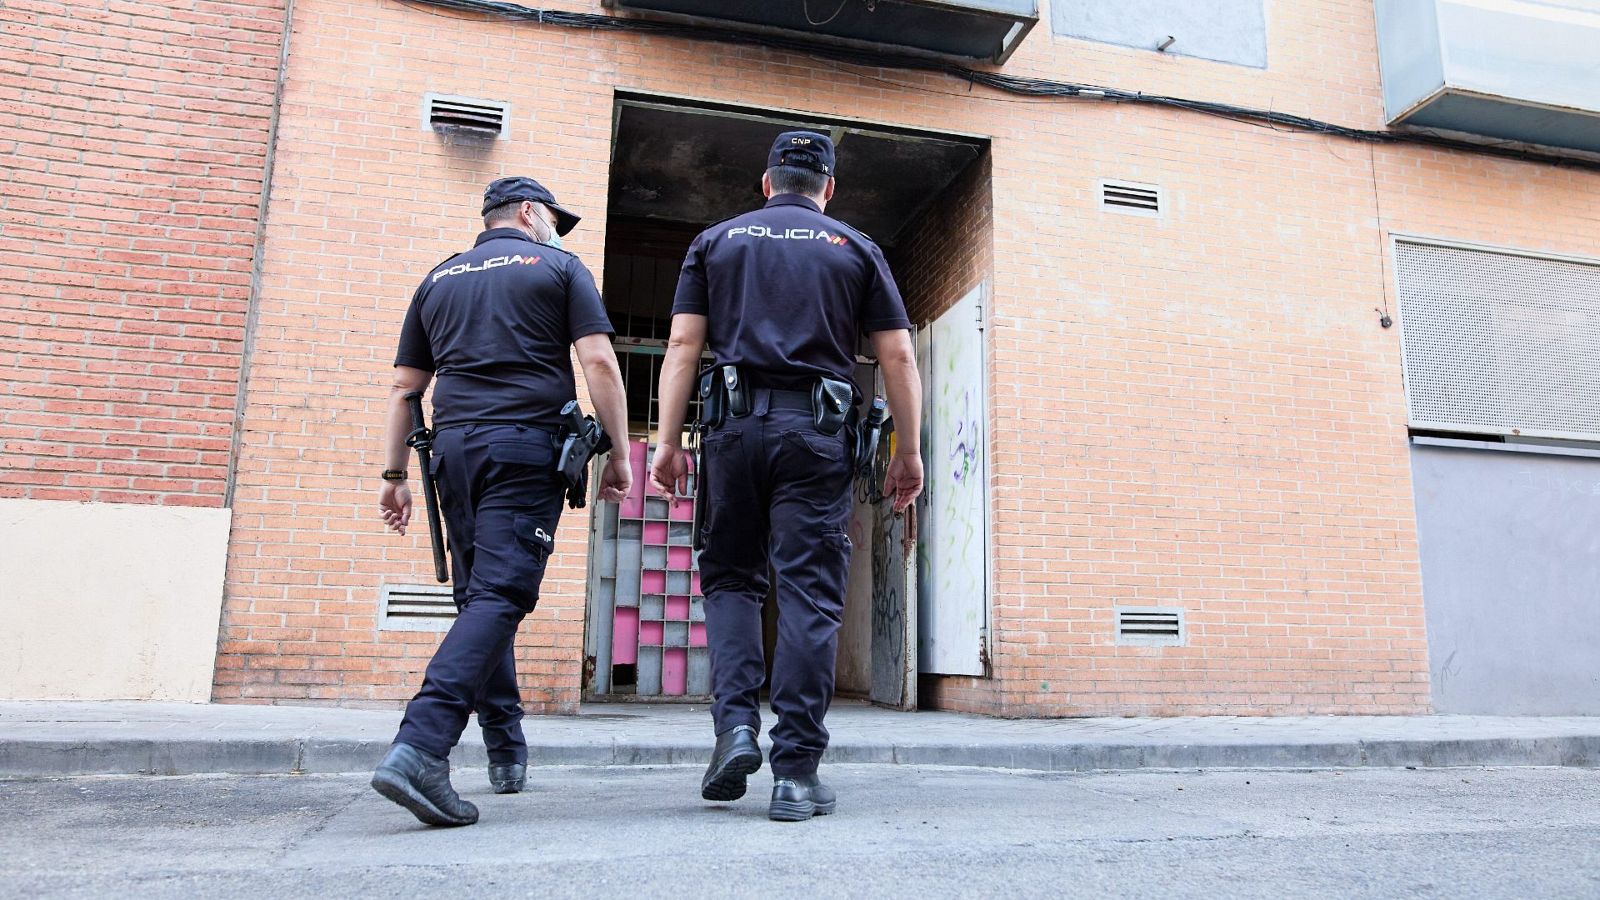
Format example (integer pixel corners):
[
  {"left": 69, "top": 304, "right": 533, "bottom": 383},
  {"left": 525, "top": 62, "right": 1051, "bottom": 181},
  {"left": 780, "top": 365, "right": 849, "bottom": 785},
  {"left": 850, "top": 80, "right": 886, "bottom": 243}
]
[{"left": 381, "top": 469, "right": 408, "bottom": 482}]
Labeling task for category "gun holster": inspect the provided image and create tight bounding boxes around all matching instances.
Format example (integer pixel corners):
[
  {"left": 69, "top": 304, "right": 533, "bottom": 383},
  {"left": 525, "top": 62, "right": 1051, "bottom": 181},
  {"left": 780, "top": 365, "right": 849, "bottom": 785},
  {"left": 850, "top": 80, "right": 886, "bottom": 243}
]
[
  {"left": 556, "top": 400, "right": 612, "bottom": 510},
  {"left": 854, "top": 395, "right": 887, "bottom": 476}
]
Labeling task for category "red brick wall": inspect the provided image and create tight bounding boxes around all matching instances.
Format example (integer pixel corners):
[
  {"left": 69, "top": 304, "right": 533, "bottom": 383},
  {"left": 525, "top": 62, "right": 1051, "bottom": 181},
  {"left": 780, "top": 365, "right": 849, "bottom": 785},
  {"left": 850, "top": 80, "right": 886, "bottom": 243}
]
[
  {"left": 891, "top": 151, "right": 993, "bottom": 326},
  {"left": 888, "top": 151, "right": 1001, "bottom": 712},
  {"left": 0, "top": 0, "right": 288, "bottom": 506},
  {"left": 217, "top": 0, "right": 1600, "bottom": 715},
  {"left": 212, "top": 0, "right": 621, "bottom": 708}
]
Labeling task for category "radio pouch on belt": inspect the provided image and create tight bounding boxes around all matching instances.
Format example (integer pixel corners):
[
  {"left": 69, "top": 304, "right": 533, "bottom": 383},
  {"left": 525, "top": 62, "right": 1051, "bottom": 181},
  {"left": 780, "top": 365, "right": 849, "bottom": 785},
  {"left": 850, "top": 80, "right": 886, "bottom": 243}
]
[{"left": 812, "top": 376, "right": 854, "bottom": 436}]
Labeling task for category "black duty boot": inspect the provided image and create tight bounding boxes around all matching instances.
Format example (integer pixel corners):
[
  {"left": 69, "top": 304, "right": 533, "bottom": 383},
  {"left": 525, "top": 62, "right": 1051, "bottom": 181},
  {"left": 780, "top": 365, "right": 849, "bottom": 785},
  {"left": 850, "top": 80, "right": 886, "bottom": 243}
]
[
  {"left": 769, "top": 772, "right": 837, "bottom": 822},
  {"left": 701, "top": 724, "right": 763, "bottom": 802},
  {"left": 370, "top": 743, "right": 479, "bottom": 827},
  {"left": 489, "top": 762, "right": 527, "bottom": 794}
]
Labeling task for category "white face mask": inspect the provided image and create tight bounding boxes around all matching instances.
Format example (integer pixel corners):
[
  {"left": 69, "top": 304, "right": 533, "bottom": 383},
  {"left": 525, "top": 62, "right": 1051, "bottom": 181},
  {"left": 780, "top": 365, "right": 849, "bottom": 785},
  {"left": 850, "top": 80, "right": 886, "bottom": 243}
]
[{"left": 529, "top": 213, "right": 561, "bottom": 249}]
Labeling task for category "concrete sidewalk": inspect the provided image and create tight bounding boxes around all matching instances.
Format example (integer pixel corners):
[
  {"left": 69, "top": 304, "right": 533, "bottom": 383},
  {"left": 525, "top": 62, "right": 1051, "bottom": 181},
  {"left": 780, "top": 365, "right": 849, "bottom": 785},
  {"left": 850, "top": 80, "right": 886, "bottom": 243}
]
[{"left": 2, "top": 700, "right": 1597, "bottom": 778}]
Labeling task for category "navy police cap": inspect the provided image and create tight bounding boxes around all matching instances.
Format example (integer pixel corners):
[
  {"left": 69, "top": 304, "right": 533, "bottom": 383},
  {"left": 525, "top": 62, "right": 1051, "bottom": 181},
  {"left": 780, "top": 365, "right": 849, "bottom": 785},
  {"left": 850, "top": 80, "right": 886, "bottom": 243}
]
[
  {"left": 481, "top": 176, "right": 581, "bottom": 236},
  {"left": 768, "top": 131, "right": 835, "bottom": 177}
]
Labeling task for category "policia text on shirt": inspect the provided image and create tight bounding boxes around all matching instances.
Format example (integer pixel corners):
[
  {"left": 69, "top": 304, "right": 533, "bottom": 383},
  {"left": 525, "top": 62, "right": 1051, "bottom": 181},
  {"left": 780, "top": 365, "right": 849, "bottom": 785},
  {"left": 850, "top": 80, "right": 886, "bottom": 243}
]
[
  {"left": 371, "top": 177, "right": 632, "bottom": 828},
  {"left": 651, "top": 132, "right": 925, "bottom": 823}
]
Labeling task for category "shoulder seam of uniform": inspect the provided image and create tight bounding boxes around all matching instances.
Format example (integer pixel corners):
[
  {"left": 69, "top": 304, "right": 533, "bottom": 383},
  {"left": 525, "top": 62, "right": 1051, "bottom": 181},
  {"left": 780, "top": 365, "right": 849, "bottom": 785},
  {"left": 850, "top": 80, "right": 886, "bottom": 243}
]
[
  {"left": 429, "top": 249, "right": 468, "bottom": 272},
  {"left": 539, "top": 243, "right": 581, "bottom": 261},
  {"left": 699, "top": 211, "right": 747, "bottom": 235},
  {"left": 826, "top": 217, "right": 877, "bottom": 245}
]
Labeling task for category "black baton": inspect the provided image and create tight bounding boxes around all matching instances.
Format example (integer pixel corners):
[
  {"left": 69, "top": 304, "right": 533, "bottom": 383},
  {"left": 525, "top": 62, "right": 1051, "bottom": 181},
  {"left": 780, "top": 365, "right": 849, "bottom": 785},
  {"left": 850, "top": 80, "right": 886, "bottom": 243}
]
[{"left": 403, "top": 390, "right": 449, "bottom": 583}]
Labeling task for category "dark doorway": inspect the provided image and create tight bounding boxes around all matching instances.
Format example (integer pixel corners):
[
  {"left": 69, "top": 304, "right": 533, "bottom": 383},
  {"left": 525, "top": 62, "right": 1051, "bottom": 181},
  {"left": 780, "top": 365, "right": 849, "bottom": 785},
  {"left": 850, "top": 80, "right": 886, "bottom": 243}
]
[{"left": 583, "top": 92, "right": 988, "bottom": 704}]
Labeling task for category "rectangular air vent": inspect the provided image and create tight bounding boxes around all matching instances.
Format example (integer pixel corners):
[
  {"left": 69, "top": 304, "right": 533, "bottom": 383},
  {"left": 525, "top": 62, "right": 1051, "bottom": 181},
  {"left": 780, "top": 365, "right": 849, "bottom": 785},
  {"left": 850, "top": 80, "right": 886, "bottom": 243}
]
[
  {"left": 379, "top": 583, "right": 457, "bottom": 633},
  {"left": 1115, "top": 607, "right": 1185, "bottom": 646},
  {"left": 424, "top": 93, "right": 509, "bottom": 140},
  {"left": 1099, "top": 179, "right": 1162, "bottom": 217}
]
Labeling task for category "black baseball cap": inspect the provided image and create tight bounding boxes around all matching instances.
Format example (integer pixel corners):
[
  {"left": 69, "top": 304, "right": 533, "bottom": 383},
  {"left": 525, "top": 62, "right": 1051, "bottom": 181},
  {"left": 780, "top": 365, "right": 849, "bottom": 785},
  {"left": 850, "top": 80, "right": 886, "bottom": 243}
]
[
  {"left": 481, "top": 176, "right": 581, "bottom": 236},
  {"left": 768, "top": 131, "right": 835, "bottom": 177}
]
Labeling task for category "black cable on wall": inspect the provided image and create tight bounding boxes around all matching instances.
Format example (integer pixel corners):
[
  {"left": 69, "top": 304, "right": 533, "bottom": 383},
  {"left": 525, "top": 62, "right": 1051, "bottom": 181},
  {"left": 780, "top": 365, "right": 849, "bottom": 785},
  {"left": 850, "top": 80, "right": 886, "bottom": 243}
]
[{"left": 399, "top": 0, "right": 1600, "bottom": 175}]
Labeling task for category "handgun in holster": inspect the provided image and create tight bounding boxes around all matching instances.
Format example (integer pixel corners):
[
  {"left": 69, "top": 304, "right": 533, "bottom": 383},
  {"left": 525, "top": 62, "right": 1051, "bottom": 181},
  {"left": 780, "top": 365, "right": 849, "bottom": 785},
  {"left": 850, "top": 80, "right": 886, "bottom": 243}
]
[
  {"left": 854, "top": 395, "right": 887, "bottom": 483},
  {"left": 556, "top": 400, "right": 612, "bottom": 510}
]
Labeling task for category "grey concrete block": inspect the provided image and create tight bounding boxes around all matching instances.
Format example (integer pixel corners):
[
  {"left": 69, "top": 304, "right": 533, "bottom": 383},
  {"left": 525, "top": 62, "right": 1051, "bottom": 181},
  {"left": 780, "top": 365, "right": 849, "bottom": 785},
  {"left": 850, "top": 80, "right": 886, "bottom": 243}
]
[
  {"left": 609, "top": 741, "right": 705, "bottom": 766},
  {"left": 1158, "top": 742, "right": 1368, "bottom": 771},
  {"left": 1049, "top": 744, "right": 1149, "bottom": 772},
  {"left": 3, "top": 702, "right": 1597, "bottom": 779},
  {"left": 299, "top": 739, "right": 389, "bottom": 774},
  {"left": 0, "top": 739, "right": 302, "bottom": 778},
  {"left": 819, "top": 742, "right": 896, "bottom": 765},
  {"left": 1361, "top": 737, "right": 1599, "bottom": 769}
]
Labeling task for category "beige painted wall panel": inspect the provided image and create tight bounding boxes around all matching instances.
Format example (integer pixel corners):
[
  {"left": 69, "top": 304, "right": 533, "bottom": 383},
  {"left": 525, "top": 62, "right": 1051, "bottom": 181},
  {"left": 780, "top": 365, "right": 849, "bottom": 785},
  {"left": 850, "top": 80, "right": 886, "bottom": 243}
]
[{"left": 0, "top": 499, "right": 232, "bottom": 701}]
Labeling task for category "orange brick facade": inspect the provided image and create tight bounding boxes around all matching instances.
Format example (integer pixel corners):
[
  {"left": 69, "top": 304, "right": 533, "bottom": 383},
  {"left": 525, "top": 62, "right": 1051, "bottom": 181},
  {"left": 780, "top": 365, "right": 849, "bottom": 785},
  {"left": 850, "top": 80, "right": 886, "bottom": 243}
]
[
  {"left": 26, "top": 1, "right": 1598, "bottom": 714},
  {"left": 0, "top": 0, "right": 287, "bottom": 506}
]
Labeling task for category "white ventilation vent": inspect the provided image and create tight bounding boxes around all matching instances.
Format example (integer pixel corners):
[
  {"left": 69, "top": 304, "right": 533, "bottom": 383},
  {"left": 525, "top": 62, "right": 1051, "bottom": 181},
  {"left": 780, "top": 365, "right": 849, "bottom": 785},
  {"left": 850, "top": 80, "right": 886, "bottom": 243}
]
[
  {"left": 423, "top": 93, "right": 509, "bottom": 140},
  {"left": 1396, "top": 240, "right": 1600, "bottom": 442},
  {"left": 379, "top": 583, "right": 457, "bottom": 633},
  {"left": 1099, "top": 180, "right": 1162, "bottom": 217},
  {"left": 1115, "top": 607, "right": 1185, "bottom": 646}
]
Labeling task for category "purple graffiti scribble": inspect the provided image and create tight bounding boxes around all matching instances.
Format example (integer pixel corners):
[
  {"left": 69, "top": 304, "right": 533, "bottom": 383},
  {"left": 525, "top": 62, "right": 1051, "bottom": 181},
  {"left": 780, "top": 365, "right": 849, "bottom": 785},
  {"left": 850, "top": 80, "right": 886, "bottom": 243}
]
[{"left": 947, "top": 390, "right": 979, "bottom": 482}]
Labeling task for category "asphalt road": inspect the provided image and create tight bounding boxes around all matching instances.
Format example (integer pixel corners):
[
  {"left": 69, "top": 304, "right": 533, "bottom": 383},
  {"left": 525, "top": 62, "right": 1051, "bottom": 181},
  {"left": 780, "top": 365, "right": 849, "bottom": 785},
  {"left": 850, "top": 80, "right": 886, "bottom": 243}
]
[{"left": 2, "top": 766, "right": 1597, "bottom": 898}]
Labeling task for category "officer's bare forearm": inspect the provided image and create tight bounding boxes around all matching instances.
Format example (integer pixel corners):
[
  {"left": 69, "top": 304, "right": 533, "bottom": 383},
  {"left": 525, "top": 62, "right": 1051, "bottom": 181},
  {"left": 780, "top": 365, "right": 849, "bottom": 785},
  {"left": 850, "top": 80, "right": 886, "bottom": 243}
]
[
  {"left": 656, "top": 314, "right": 708, "bottom": 449},
  {"left": 871, "top": 329, "right": 921, "bottom": 456},
  {"left": 655, "top": 349, "right": 697, "bottom": 448},
  {"left": 574, "top": 334, "right": 630, "bottom": 450},
  {"left": 586, "top": 372, "right": 629, "bottom": 452},
  {"left": 387, "top": 366, "right": 432, "bottom": 473}
]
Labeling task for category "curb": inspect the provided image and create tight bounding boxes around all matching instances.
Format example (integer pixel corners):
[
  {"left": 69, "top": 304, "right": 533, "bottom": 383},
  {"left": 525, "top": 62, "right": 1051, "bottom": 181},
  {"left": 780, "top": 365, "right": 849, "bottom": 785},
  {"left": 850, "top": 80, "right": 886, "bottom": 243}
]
[{"left": 4, "top": 734, "right": 1596, "bottom": 778}]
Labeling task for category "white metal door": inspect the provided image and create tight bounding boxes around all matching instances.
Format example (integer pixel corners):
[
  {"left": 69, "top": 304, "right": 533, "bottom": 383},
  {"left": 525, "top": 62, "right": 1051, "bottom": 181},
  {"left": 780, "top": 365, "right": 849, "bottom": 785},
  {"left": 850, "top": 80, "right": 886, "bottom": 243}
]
[
  {"left": 917, "top": 286, "right": 989, "bottom": 676},
  {"left": 862, "top": 359, "right": 918, "bottom": 709}
]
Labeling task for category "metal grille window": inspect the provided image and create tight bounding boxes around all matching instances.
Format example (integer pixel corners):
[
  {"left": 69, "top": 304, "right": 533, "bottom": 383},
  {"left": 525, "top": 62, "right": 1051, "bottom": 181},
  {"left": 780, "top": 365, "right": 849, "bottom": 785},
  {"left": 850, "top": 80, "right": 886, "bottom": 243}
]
[{"left": 1395, "top": 240, "right": 1600, "bottom": 442}]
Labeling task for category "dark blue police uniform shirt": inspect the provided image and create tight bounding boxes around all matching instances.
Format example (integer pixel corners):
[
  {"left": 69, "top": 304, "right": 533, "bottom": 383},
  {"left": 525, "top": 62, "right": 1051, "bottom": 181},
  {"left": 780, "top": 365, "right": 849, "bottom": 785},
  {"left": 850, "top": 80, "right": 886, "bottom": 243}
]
[
  {"left": 671, "top": 194, "right": 912, "bottom": 388},
  {"left": 395, "top": 228, "right": 614, "bottom": 430}
]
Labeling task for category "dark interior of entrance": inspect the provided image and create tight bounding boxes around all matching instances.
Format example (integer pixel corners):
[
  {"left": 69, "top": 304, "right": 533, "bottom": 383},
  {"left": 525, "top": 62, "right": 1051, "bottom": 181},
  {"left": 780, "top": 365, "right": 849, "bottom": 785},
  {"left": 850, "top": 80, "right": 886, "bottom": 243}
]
[{"left": 586, "top": 92, "right": 988, "bottom": 701}]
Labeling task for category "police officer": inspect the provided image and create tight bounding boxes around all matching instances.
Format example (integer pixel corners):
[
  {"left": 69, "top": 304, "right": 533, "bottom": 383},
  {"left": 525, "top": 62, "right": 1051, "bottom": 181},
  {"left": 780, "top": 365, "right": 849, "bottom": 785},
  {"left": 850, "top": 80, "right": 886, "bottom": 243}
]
[
  {"left": 650, "top": 132, "right": 925, "bottom": 822},
  {"left": 373, "top": 176, "right": 631, "bottom": 827}
]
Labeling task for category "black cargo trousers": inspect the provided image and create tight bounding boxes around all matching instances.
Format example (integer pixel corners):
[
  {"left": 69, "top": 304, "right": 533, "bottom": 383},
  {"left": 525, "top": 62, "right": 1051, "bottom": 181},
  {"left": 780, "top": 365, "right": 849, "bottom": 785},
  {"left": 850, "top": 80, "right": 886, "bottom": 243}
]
[
  {"left": 697, "top": 400, "right": 854, "bottom": 778},
  {"left": 395, "top": 423, "right": 565, "bottom": 765}
]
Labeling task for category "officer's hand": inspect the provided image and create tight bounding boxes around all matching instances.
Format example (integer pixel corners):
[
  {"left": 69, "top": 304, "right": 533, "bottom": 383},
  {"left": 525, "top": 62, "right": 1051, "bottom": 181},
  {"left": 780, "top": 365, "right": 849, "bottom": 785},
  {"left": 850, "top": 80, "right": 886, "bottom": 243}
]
[
  {"left": 379, "top": 481, "right": 413, "bottom": 536},
  {"left": 884, "top": 452, "right": 924, "bottom": 514},
  {"left": 598, "top": 455, "right": 633, "bottom": 504},
  {"left": 649, "top": 444, "right": 689, "bottom": 500}
]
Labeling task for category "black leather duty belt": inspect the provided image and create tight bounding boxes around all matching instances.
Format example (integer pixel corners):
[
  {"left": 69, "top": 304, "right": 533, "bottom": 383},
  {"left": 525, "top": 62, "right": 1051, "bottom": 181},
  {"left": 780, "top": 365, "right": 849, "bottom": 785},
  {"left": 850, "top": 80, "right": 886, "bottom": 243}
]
[{"left": 767, "top": 389, "right": 813, "bottom": 411}]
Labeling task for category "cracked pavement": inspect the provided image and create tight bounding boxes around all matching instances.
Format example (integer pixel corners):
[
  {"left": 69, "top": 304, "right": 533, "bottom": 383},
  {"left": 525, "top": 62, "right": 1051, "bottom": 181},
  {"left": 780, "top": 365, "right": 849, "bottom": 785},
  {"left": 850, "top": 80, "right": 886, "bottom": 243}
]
[{"left": 2, "top": 765, "right": 1598, "bottom": 898}]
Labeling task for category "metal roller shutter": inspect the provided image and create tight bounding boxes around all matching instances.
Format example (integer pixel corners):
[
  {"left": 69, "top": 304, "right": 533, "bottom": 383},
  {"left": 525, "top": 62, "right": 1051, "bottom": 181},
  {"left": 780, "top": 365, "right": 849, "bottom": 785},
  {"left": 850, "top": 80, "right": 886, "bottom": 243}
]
[{"left": 1396, "top": 240, "right": 1600, "bottom": 442}]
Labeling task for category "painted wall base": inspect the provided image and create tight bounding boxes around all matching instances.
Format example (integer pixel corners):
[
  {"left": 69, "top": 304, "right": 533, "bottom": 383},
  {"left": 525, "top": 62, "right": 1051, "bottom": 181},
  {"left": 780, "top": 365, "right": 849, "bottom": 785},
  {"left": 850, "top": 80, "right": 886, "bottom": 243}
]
[{"left": 0, "top": 499, "right": 232, "bottom": 701}]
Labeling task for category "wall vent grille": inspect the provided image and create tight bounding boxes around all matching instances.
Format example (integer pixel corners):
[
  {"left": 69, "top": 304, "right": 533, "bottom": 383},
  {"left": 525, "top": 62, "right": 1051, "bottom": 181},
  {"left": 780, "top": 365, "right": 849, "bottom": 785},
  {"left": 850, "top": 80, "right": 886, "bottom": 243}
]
[
  {"left": 1115, "top": 607, "right": 1185, "bottom": 646},
  {"left": 1099, "top": 180, "right": 1161, "bottom": 216},
  {"left": 424, "top": 94, "right": 509, "bottom": 140},
  {"left": 378, "top": 583, "right": 456, "bottom": 633},
  {"left": 1396, "top": 240, "right": 1600, "bottom": 442}
]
